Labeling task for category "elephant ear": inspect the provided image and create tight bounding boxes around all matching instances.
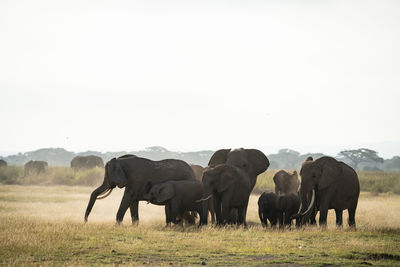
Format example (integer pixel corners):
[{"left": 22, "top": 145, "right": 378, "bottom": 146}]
[
  {"left": 208, "top": 149, "right": 230, "bottom": 167},
  {"left": 245, "top": 149, "right": 270, "bottom": 176},
  {"left": 317, "top": 157, "right": 342, "bottom": 190},
  {"left": 155, "top": 183, "right": 175, "bottom": 203},
  {"left": 108, "top": 158, "right": 128, "bottom": 188},
  {"left": 217, "top": 171, "right": 235, "bottom": 193}
]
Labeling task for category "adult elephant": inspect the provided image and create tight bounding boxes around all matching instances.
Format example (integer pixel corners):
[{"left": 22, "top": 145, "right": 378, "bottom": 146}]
[
  {"left": 0, "top": 159, "right": 7, "bottom": 167},
  {"left": 293, "top": 156, "right": 360, "bottom": 228},
  {"left": 208, "top": 148, "right": 270, "bottom": 190},
  {"left": 24, "top": 160, "right": 48, "bottom": 176},
  {"left": 84, "top": 155, "right": 196, "bottom": 224},
  {"left": 202, "top": 164, "right": 251, "bottom": 226},
  {"left": 207, "top": 148, "right": 270, "bottom": 223},
  {"left": 71, "top": 155, "right": 104, "bottom": 170},
  {"left": 273, "top": 170, "right": 300, "bottom": 195}
]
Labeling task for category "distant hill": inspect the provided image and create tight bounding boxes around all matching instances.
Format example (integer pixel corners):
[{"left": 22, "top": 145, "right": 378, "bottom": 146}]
[{"left": 0, "top": 147, "right": 399, "bottom": 171}]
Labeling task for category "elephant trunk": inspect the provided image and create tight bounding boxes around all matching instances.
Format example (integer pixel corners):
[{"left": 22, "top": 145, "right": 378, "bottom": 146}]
[{"left": 84, "top": 182, "right": 110, "bottom": 222}]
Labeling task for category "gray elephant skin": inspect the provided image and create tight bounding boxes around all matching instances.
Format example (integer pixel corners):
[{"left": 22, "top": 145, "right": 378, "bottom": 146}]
[
  {"left": 24, "top": 160, "right": 48, "bottom": 176},
  {"left": 190, "top": 164, "right": 215, "bottom": 223},
  {"left": 258, "top": 192, "right": 300, "bottom": 228},
  {"left": 84, "top": 154, "right": 196, "bottom": 224},
  {"left": 202, "top": 164, "right": 251, "bottom": 226},
  {"left": 294, "top": 156, "right": 360, "bottom": 228},
  {"left": 144, "top": 180, "right": 206, "bottom": 226},
  {"left": 277, "top": 193, "right": 300, "bottom": 228},
  {"left": 207, "top": 148, "right": 270, "bottom": 223},
  {"left": 71, "top": 155, "right": 104, "bottom": 170},
  {"left": 273, "top": 170, "right": 300, "bottom": 196},
  {"left": 0, "top": 159, "right": 7, "bottom": 167},
  {"left": 258, "top": 192, "right": 279, "bottom": 227}
]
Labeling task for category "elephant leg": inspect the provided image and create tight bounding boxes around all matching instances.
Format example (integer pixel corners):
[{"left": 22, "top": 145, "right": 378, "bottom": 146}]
[
  {"left": 221, "top": 198, "right": 231, "bottom": 225},
  {"left": 318, "top": 206, "right": 328, "bottom": 228},
  {"left": 209, "top": 198, "right": 216, "bottom": 224},
  {"left": 335, "top": 209, "right": 343, "bottom": 228},
  {"left": 278, "top": 211, "right": 284, "bottom": 229},
  {"left": 258, "top": 206, "right": 266, "bottom": 227},
  {"left": 213, "top": 196, "right": 222, "bottom": 225},
  {"left": 129, "top": 200, "right": 139, "bottom": 225},
  {"left": 310, "top": 207, "right": 317, "bottom": 225},
  {"left": 165, "top": 205, "right": 171, "bottom": 226},
  {"left": 348, "top": 208, "right": 356, "bottom": 228},
  {"left": 116, "top": 189, "right": 133, "bottom": 224}
]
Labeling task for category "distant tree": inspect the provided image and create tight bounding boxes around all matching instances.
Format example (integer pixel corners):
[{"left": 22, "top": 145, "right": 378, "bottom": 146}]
[
  {"left": 337, "top": 148, "right": 384, "bottom": 170},
  {"left": 383, "top": 156, "right": 400, "bottom": 172},
  {"left": 268, "top": 149, "right": 301, "bottom": 169}
]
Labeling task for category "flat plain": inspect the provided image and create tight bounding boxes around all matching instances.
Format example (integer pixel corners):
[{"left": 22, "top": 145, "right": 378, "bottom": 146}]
[{"left": 0, "top": 185, "right": 399, "bottom": 266}]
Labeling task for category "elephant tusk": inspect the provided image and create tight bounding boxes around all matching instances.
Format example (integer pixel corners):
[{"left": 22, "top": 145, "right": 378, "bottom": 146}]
[
  {"left": 291, "top": 190, "right": 315, "bottom": 220},
  {"left": 301, "top": 189, "right": 315, "bottom": 217},
  {"left": 97, "top": 188, "right": 113, "bottom": 199},
  {"left": 195, "top": 195, "right": 212, "bottom": 203}
]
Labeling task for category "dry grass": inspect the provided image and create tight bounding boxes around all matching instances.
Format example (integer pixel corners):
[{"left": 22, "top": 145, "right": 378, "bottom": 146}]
[{"left": 0, "top": 185, "right": 399, "bottom": 266}]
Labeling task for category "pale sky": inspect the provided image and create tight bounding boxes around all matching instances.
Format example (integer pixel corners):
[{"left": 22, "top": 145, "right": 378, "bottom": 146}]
[{"left": 1, "top": 0, "right": 399, "bottom": 158}]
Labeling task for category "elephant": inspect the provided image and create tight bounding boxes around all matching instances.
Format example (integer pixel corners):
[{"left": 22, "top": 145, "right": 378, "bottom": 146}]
[
  {"left": 0, "top": 159, "right": 7, "bottom": 167},
  {"left": 143, "top": 180, "right": 206, "bottom": 226},
  {"left": 258, "top": 192, "right": 279, "bottom": 227},
  {"left": 24, "top": 160, "right": 48, "bottom": 176},
  {"left": 208, "top": 148, "right": 270, "bottom": 223},
  {"left": 293, "top": 156, "right": 360, "bottom": 228},
  {"left": 201, "top": 164, "right": 251, "bottom": 226},
  {"left": 84, "top": 154, "right": 196, "bottom": 225},
  {"left": 273, "top": 170, "right": 300, "bottom": 196},
  {"left": 208, "top": 148, "right": 270, "bottom": 190},
  {"left": 70, "top": 155, "right": 104, "bottom": 170},
  {"left": 190, "top": 164, "right": 215, "bottom": 223},
  {"left": 276, "top": 193, "right": 300, "bottom": 228}
]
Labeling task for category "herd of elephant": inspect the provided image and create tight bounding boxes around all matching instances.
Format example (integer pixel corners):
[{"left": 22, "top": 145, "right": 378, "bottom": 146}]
[
  {"left": 85, "top": 148, "right": 360, "bottom": 229},
  {"left": 21, "top": 155, "right": 104, "bottom": 176}
]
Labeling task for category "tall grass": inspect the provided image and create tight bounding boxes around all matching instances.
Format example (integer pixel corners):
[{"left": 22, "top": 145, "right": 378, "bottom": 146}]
[
  {"left": 1, "top": 166, "right": 399, "bottom": 194},
  {"left": 0, "top": 166, "right": 103, "bottom": 186}
]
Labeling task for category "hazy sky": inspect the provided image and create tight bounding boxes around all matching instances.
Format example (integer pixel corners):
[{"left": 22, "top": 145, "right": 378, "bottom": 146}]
[{"left": 1, "top": 0, "right": 399, "bottom": 158}]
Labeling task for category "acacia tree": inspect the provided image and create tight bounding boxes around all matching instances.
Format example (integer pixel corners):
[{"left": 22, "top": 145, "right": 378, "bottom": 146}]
[{"left": 337, "top": 148, "right": 384, "bottom": 170}]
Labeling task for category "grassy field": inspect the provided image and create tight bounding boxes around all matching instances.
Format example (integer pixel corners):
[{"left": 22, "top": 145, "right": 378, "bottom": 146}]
[{"left": 0, "top": 185, "right": 399, "bottom": 266}]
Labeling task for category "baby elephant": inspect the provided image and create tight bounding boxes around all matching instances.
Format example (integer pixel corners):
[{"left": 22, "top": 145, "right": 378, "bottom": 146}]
[
  {"left": 277, "top": 193, "right": 300, "bottom": 228},
  {"left": 144, "top": 180, "right": 206, "bottom": 226},
  {"left": 258, "top": 192, "right": 280, "bottom": 227}
]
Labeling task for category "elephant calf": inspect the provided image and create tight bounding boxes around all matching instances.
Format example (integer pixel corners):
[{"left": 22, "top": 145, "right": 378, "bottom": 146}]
[
  {"left": 277, "top": 194, "right": 300, "bottom": 228},
  {"left": 144, "top": 180, "right": 206, "bottom": 226},
  {"left": 258, "top": 192, "right": 279, "bottom": 227}
]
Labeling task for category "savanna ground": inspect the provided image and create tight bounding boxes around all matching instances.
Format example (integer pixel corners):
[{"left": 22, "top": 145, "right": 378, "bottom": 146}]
[{"left": 1, "top": 174, "right": 400, "bottom": 266}]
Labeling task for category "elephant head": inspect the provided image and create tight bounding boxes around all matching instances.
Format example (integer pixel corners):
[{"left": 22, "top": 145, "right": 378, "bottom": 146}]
[
  {"left": 202, "top": 164, "right": 237, "bottom": 198},
  {"left": 208, "top": 148, "right": 269, "bottom": 188},
  {"left": 295, "top": 156, "right": 342, "bottom": 223},
  {"left": 143, "top": 183, "right": 175, "bottom": 204},
  {"left": 84, "top": 155, "right": 132, "bottom": 222}
]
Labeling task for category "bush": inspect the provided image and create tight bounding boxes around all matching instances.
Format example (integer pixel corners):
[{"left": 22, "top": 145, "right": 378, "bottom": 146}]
[
  {"left": 0, "top": 166, "right": 23, "bottom": 184},
  {"left": 0, "top": 166, "right": 103, "bottom": 186}
]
